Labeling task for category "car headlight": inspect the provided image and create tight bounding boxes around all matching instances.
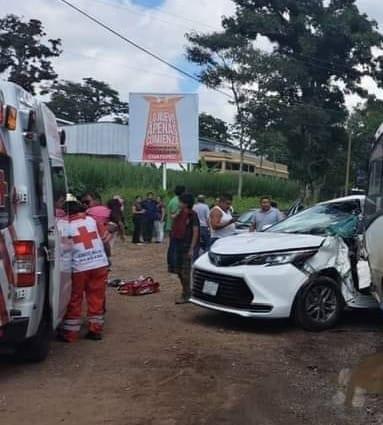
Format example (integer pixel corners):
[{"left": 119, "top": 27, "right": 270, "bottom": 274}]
[{"left": 233, "top": 250, "right": 318, "bottom": 267}]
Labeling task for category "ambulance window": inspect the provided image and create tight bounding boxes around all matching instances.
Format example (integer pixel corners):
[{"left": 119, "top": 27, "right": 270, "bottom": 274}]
[
  {"left": 51, "top": 167, "right": 66, "bottom": 217},
  {"left": 0, "top": 155, "right": 13, "bottom": 229},
  {"left": 30, "top": 160, "right": 45, "bottom": 216}
]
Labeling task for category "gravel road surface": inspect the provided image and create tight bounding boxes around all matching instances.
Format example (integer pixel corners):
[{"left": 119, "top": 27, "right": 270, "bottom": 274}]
[{"left": 1, "top": 242, "right": 383, "bottom": 425}]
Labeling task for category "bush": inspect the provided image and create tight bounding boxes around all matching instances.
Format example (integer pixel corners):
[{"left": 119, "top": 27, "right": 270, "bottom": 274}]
[{"left": 65, "top": 155, "right": 300, "bottom": 202}]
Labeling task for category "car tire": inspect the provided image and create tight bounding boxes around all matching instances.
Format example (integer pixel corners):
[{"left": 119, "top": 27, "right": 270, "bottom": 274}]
[
  {"left": 294, "top": 276, "right": 343, "bottom": 331},
  {"left": 16, "top": 310, "right": 51, "bottom": 363}
]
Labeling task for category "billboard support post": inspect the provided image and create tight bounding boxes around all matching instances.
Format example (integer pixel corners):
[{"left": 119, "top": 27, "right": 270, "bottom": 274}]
[{"left": 162, "top": 163, "right": 167, "bottom": 191}]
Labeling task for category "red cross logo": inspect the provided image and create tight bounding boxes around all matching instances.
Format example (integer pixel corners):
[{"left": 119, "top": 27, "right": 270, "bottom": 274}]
[
  {"left": 0, "top": 170, "right": 8, "bottom": 208},
  {"left": 73, "top": 226, "right": 98, "bottom": 249}
]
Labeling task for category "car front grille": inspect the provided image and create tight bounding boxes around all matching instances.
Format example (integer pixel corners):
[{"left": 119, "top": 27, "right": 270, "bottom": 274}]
[
  {"left": 192, "top": 268, "right": 272, "bottom": 313},
  {"left": 208, "top": 251, "right": 246, "bottom": 267}
]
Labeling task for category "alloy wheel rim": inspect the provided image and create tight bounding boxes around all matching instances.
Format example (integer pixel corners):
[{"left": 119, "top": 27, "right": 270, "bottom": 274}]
[{"left": 305, "top": 285, "right": 337, "bottom": 323}]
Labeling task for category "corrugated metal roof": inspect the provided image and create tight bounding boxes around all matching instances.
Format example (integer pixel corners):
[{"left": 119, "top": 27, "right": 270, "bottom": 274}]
[{"left": 63, "top": 123, "right": 129, "bottom": 157}]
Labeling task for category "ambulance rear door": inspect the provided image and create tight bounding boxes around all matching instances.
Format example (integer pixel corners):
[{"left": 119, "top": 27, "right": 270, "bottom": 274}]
[
  {"left": 38, "top": 103, "right": 72, "bottom": 329},
  {"left": 0, "top": 131, "right": 13, "bottom": 332}
]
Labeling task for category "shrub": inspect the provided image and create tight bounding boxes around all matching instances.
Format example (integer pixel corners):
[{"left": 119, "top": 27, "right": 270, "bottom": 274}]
[{"left": 65, "top": 155, "right": 300, "bottom": 202}]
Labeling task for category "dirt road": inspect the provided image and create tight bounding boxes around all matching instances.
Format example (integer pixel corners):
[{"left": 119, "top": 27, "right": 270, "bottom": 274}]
[{"left": 1, "top": 242, "right": 383, "bottom": 425}]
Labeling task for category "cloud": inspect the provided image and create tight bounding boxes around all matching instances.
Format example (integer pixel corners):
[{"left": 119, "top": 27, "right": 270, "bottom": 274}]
[
  {"left": 2, "top": 0, "right": 382, "bottom": 125},
  {"left": 4, "top": 0, "right": 233, "bottom": 114}
]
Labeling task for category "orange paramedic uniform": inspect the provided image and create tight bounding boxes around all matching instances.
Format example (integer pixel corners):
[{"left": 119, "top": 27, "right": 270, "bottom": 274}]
[{"left": 62, "top": 213, "right": 109, "bottom": 342}]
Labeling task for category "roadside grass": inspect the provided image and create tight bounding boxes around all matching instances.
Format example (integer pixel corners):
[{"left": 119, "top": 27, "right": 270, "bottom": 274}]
[
  {"left": 65, "top": 155, "right": 299, "bottom": 204},
  {"left": 64, "top": 155, "right": 300, "bottom": 231}
]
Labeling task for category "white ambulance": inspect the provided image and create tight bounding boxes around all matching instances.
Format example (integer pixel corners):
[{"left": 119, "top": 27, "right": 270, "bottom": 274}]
[{"left": 0, "top": 81, "right": 72, "bottom": 361}]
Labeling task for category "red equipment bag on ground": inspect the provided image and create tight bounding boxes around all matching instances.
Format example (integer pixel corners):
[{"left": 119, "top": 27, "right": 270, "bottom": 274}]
[{"left": 117, "top": 276, "right": 160, "bottom": 296}]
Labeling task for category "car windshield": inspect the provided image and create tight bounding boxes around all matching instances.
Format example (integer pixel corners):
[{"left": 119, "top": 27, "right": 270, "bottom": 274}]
[
  {"left": 237, "top": 210, "right": 255, "bottom": 224},
  {"left": 267, "top": 200, "right": 361, "bottom": 236}
]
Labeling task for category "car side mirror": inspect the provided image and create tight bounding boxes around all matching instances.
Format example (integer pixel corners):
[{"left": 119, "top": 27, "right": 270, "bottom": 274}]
[{"left": 262, "top": 224, "right": 272, "bottom": 231}]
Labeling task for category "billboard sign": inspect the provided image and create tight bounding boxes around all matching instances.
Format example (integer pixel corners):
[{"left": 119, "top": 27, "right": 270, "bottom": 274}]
[{"left": 129, "top": 93, "right": 198, "bottom": 163}]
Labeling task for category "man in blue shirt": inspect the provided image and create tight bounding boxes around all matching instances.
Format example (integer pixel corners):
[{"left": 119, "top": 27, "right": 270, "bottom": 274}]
[
  {"left": 250, "top": 196, "right": 284, "bottom": 232},
  {"left": 142, "top": 192, "right": 158, "bottom": 243}
]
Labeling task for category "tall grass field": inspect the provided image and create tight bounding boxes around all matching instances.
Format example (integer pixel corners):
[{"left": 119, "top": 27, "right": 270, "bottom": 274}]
[{"left": 65, "top": 155, "right": 300, "bottom": 215}]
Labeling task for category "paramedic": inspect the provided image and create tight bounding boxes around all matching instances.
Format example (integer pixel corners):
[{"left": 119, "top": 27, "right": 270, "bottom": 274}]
[{"left": 61, "top": 195, "right": 109, "bottom": 342}]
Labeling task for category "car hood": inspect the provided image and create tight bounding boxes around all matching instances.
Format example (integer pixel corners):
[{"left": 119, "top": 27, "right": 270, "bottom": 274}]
[{"left": 211, "top": 232, "right": 325, "bottom": 255}]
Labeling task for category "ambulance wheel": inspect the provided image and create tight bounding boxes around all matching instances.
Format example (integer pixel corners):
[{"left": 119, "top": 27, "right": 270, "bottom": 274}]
[
  {"left": 294, "top": 277, "right": 343, "bottom": 331},
  {"left": 16, "top": 312, "right": 51, "bottom": 363}
]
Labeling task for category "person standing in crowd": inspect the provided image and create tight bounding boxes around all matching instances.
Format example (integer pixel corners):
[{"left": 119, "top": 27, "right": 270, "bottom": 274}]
[
  {"left": 82, "top": 192, "right": 111, "bottom": 227},
  {"left": 154, "top": 195, "right": 165, "bottom": 243},
  {"left": 107, "top": 198, "right": 125, "bottom": 242},
  {"left": 82, "top": 191, "right": 112, "bottom": 261},
  {"left": 250, "top": 196, "right": 284, "bottom": 232},
  {"left": 60, "top": 195, "right": 109, "bottom": 342},
  {"left": 210, "top": 194, "right": 236, "bottom": 245},
  {"left": 167, "top": 193, "right": 200, "bottom": 304},
  {"left": 193, "top": 194, "right": 211, "bottom": 254},
  {"left": 132, "top": 195, "right": 145, "bottom": 245},
  {"left": 142, "top": 192, "right": 157, "bottom": 243},
  {"left": 166, "top": 185, "right": 185, "bottom": 233}
]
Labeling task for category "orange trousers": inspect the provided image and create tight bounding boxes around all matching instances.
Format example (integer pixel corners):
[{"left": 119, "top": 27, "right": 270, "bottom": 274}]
[{"left": 63, "top": 267, "right": 108, "bottom": 342}]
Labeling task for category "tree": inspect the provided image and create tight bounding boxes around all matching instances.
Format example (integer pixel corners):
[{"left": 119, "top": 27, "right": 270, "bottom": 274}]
[
  {"left": 221, "top": 0, "right": 383, "bottom": 199},
  {"left": 0, "top": 14, "right": 61, "bottom": 93},
  {"left": 186, "top": 31, "right": 276, "bottom": 197},
  {"left": 199, "top": 112, "right": 231, "bottom": 143},
  {"left": 47, "top": 78, "right": 129, "bottom": 123},
  {"left": 346, "top": 96, "right": 383, "bottom": 190}
]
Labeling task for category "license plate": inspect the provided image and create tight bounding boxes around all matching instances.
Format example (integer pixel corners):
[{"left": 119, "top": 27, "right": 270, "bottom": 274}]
[{"left": 203, "top": 280, "right": 219, "bottom": 296}]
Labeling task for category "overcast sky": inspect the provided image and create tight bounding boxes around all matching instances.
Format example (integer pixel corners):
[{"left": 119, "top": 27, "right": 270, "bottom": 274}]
[{"left": 3, "top": 0, "right": 383, "bottom": 122}]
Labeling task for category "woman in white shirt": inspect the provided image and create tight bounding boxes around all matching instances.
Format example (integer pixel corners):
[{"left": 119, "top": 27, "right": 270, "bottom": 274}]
[{"left": 209, "top": 194, "right": 236, "bottom": 245}]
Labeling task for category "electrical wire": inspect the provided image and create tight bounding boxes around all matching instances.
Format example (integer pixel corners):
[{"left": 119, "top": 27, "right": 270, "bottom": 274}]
[
  {"left": 89, "top": 0, "right": 222, "bottom": 32},
  {"left": 63, "top": 49, "right": 191, "bottom": 82},
  {"left": 57, "top": 0, "right": 232, "bottom": 98},
  {"left": 82, "top": 0, "right": 356, "bottom": 75},
  {"left": 57, "top": 0, "right": 353, "bottom": 119}
]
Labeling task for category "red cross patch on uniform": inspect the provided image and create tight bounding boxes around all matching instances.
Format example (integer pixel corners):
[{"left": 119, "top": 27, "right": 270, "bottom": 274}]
[
  {"left": 73, "top": 226, "right": 98, "bottom": 250},
  {"left": 69, "top": 215, "right": 108, "bottom": 273}
]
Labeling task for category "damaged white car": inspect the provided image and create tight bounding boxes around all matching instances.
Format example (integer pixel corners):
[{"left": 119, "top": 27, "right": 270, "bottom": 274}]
[{"left": 191, "top": 195, "right": 377, "bottom": 331}]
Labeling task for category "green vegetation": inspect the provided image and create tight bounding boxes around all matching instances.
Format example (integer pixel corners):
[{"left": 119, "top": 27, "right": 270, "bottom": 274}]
[{"left": 65, "top": 155, "right": 300, "bottom": 212}]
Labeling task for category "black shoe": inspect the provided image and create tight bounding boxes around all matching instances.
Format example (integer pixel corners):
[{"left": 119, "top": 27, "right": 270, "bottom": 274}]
[{"left": 85, "top": 331, "right": 103, "bottom": 341}]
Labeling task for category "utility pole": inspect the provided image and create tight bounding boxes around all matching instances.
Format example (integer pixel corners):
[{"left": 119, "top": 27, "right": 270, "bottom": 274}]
[{"left": 344, "top": 129, "right": 352, "bottom": 196}]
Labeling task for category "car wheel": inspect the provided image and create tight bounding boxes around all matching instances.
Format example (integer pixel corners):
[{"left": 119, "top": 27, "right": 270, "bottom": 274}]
[
  {"left": 294, "top": 276, "right": 343, "bottom": 331},
  {"left": 16, "top": 311, "right": 51, "bottom": 363}
]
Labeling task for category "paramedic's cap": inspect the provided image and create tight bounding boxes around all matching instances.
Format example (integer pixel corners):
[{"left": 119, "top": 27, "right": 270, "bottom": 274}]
[{"left": 197, "top": 194, "right": 205, "bottom": 202}]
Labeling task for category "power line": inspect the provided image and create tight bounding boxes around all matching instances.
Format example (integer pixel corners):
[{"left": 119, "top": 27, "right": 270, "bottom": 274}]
[
  {"left": 63, "top": 49, "right": 191, "bottom": 82},
  {"left": 89, "top": 0, "right": 221, "bottom": 32},
  {"left": 84, "top": 0, "right": 352, "bottom": 74},
  {"left": 56, "top": 0, "right": 353, "bottom": 119},
  {"left": 57, "top": 0, "right": 232, "bottom": 98}
]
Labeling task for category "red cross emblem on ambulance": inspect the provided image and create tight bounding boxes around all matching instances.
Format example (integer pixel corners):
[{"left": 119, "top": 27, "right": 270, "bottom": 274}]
[
  {"left": 73, "top": 226, "right": 98, "bottom": 249},
  {"left": 0, "top": 170, "right": 9, "bottom": 208}
]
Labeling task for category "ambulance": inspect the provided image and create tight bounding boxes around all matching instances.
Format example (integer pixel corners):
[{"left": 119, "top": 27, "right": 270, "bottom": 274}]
[{"left": 0, "top": 81, "right": 72, "bottom": 361}]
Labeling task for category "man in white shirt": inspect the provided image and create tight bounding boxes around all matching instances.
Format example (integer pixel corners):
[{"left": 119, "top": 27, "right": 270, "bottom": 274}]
[{"left": 193, "top": 195, "right": 211, "bottom": 253}]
